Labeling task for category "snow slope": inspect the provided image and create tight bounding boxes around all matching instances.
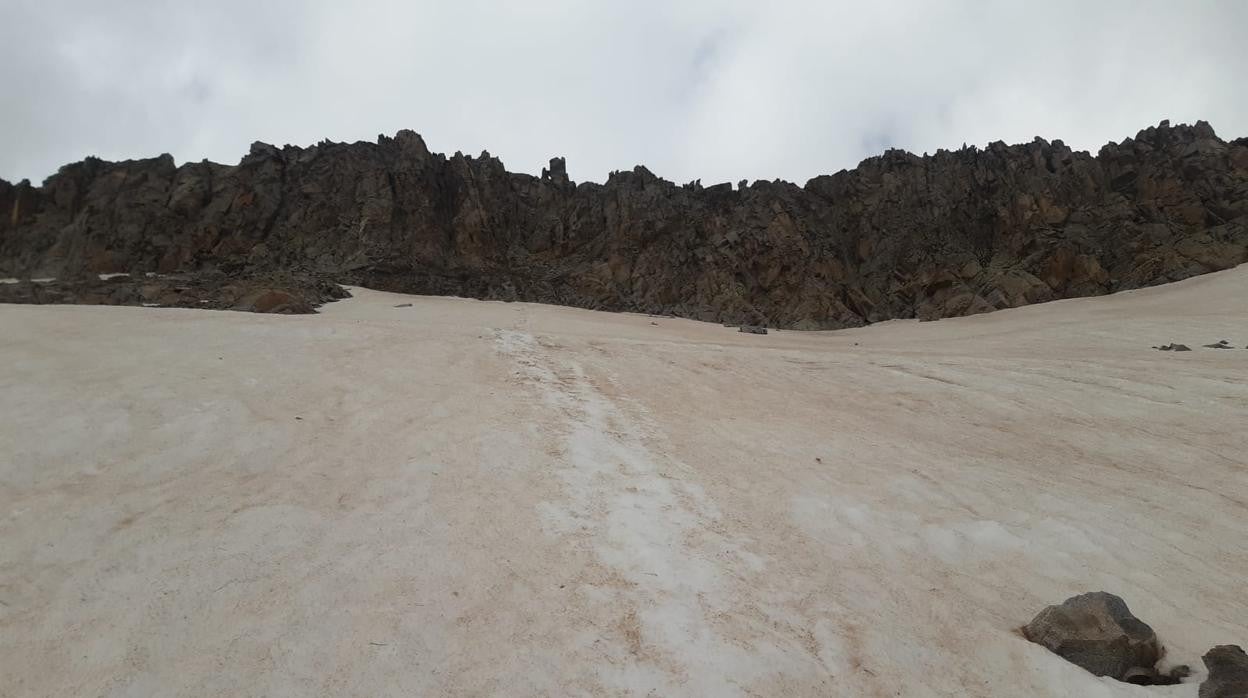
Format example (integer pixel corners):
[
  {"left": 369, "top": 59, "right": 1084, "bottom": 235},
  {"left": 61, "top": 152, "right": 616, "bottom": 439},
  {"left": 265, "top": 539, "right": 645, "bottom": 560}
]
[{"left": 2, "top": 266, "right": 1247, "bottom": 696}]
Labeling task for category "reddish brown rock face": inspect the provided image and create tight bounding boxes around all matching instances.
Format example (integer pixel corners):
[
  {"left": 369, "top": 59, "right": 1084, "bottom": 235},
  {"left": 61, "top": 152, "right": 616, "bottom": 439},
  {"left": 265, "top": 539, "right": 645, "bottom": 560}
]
[
  {"left": 235, "top": 289, "right": 303, "bottom": 314},
  {"left": 1, "top": 121, "right": 1245, "bottom": 328}
]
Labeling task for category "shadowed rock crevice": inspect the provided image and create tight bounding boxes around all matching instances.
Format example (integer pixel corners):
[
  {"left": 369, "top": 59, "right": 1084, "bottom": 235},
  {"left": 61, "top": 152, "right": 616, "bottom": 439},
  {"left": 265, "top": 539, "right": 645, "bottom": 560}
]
[{"left": 2, "top": 120, "right": 1246, "bottom": 326}]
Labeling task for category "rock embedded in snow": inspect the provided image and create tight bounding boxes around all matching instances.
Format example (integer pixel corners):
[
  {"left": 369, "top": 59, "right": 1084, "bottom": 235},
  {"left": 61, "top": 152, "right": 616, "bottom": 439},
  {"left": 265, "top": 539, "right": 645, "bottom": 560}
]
[
  {"left": 1201, "top": 645, "right": 1248, "bottom": 698},
  {"left": 1155, "top": 343, "right": 1192, "bottom": 351},
  {"left": 738, "top": 325, "right": 768, "bottom": 335},
  {"left": 1024, "top": 592, "right": 1163, "bottom": 682},
  {"left": 1203, "top": 340, "right": 1233, "bottom": 349}
]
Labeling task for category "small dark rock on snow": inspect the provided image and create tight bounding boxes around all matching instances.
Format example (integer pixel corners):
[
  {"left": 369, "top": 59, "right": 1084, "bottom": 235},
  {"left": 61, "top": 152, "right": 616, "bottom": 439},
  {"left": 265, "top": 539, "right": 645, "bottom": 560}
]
[
  {"left": 1203, "top": 340, "right": 1233, "bottom": 349},
  {"left": 1201, "top": 645, "right": 1248, "bottom": 698},
  {"left": 1154, "top": 343, "right": 1192, "bottom": 351},
  {"left": 738, "top": 325, "right": 768, "bottom": 335}
]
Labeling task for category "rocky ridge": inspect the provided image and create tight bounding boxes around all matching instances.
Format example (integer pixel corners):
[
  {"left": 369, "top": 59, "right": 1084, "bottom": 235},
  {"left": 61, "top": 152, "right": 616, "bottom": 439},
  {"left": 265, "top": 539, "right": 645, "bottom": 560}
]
[{"left": 2, "top": 120, "right": 1245, "bottom": 324}]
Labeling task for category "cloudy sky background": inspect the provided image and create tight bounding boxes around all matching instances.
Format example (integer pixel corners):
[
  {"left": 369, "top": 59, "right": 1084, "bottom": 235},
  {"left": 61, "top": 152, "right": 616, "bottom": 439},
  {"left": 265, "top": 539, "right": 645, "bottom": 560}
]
[{"left": 3, "top": 0, "right": 1246, "bottom": 186}]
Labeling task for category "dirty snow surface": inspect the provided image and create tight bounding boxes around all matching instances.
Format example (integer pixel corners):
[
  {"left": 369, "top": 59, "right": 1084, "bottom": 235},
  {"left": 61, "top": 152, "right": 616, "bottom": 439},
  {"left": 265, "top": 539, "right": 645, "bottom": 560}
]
[{"left": 3, "top": 267, "right": 1247, "bottom": 697}]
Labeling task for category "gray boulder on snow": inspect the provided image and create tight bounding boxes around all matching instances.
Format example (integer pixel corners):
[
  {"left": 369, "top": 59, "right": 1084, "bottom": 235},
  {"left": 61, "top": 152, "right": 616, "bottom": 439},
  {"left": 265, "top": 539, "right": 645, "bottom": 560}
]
[
  {"left": 1200, "top": 645, "right": 1248, "bottom": 698},
  {"left": 1024, "top": 592, "right": 1165, "bottom": 682}
]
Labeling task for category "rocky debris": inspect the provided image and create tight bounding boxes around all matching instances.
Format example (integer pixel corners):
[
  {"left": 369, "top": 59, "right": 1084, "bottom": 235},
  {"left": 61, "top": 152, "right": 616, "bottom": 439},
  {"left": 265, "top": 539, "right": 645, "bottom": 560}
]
[
  {"left": 394, "top": 303, "right": 412, "bottom": 308},
  {"left": 0, "top": 272, "right": 348, "bottom": 313},
  {"left": 1204, "top": 340, "right": 1234, "bottom": 349},
  {"left": 1124, "top": 666, "right": 1190, "bottom": 686},
  {"left": 1, "top": 120, "right": 1246, "bottom": 328},
  {"left": 738, "top": 325, "right": 768, "bottom": 335},
  {"left": 1155, "top": 343, "right": 1193, "bottom": 351},
  {"left": 1201, "top": 645, "right": 1248, "bottom": 698},
  {"left": 1024, "top": 592, "right": 1175, "bottom": 683}
]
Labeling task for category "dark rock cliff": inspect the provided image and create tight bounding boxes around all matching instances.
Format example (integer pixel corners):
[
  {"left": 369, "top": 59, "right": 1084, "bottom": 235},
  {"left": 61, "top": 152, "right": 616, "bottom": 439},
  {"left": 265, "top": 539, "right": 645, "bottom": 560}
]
[{"left": 2, "top": 120, "right": 1245, "bottom": 325}]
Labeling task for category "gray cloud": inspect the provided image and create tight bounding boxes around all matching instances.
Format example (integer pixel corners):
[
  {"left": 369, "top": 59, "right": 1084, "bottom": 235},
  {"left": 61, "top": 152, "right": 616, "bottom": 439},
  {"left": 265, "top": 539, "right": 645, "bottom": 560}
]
[{"left": 3, "top": 0, "right": 1246, "bottom": 186}]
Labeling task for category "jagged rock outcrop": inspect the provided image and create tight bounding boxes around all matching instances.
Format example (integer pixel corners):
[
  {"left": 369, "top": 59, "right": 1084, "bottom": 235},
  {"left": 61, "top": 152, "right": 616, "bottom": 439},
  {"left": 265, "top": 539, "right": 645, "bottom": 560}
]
[{"left": 2, "top": 120, "right": 1246, "bottom": 326}]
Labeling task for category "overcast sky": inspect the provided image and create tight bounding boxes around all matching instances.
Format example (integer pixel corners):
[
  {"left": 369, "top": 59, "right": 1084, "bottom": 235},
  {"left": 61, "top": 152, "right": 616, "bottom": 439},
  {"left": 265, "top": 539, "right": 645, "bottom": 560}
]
[{"left": 3, "top": 0, "right": 1246, "bottom": 186}]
